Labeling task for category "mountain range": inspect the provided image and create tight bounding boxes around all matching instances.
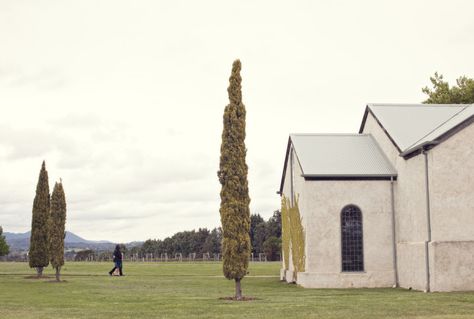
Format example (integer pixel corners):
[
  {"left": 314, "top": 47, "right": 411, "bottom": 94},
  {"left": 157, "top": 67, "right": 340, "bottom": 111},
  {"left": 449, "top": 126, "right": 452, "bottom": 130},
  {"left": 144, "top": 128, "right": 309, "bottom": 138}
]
[{"left": 3, "top": 231, "right": 128, "bottom": 251}]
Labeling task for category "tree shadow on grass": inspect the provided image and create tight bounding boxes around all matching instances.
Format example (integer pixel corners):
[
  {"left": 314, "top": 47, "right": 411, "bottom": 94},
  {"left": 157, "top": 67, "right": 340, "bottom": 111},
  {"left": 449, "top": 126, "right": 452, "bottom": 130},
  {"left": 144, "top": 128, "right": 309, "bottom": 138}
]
[
  {"left": 24, "top": 275, "right": 54, "bottom": 280},
  {"left": 219, "top": 296, "right": 259, "bottom": 302}
]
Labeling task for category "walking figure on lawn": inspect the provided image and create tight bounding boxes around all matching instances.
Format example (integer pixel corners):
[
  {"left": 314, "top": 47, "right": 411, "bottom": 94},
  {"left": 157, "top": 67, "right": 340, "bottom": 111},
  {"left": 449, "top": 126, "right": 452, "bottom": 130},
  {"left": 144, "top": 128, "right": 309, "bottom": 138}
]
[{"left": 109, "top": 244, "right": 124, "bottom": 276}]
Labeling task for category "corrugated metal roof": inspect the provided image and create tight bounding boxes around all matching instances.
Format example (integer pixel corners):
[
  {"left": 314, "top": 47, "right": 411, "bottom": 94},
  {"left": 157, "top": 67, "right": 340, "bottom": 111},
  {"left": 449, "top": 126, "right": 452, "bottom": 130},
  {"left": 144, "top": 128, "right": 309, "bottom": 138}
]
[
  {"left": 290, "top": 134, "right": 397, "bottom": 177},
  {"left": 367, "top": 104, "right": 473, "bottom": 153}
]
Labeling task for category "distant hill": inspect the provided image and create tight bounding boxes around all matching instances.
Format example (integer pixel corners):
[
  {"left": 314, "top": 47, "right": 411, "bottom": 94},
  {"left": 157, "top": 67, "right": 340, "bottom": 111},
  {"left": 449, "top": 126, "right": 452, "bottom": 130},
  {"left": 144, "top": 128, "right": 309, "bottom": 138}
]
[{"left": 3, "top": 231, "right": 127, "bottom": 251}]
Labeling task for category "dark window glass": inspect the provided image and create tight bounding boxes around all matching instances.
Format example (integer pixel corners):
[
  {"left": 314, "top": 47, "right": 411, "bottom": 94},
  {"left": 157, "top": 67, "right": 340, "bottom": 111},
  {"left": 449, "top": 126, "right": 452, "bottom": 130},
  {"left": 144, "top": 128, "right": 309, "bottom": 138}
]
[{"left": 341, "top": 205, "right": 364, "bottom": 272}]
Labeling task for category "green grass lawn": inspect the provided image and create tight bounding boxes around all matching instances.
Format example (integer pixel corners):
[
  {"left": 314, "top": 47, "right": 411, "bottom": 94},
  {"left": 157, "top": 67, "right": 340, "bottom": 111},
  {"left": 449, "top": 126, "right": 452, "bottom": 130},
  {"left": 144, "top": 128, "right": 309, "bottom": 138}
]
[{"left": 0, "top": 262, "right": 473, "bottom": 319}]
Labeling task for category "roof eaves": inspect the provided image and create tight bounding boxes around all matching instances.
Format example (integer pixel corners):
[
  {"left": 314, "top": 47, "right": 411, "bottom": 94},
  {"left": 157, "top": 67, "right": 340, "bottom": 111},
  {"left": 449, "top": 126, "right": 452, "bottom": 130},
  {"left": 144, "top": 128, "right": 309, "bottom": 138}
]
[
  {"left": 402, "top": 104, "right": 472, "bottom": 152},
  {"left": 434, "top": 110, "right": 474, "bottom": 145},
  {"left": 400, "top": 109, "right": 474, "bottom": 159},
  {"left": 303, "top": 174, "right": 397, "bottom": 181},
  {"left": 278, "top": 137, "right": 292, "bottom": 195},
  {"left": 399, "top": 141, "right": 439, "bottom": 158},
  {"left": 303, "top": 173, "right": 397, "bottom": 177},
  {"left": 279, "top": 136, "right": 307, "bottom": 195},
  {"left": 358, "top": 105, "right": 370, "bottom": 133}
]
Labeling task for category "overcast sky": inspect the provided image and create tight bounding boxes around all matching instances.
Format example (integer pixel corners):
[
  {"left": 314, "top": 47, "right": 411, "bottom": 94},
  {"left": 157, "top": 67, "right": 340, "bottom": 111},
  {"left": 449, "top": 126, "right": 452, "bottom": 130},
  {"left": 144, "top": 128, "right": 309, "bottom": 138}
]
[{"left": 1, "top": 0, "right": 473, "bottom": 242}]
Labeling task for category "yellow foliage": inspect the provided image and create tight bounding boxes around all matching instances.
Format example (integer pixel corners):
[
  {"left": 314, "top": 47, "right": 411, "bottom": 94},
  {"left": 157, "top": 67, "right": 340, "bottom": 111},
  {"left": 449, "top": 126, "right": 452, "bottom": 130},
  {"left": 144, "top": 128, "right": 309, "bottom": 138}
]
[
  {"left": 281, "top": 197, "right": 290, "bottom": 270},
  {"left": 281, "top": 195, "right": 305, "bottom": 281},
  {"left": 289, "top": 196, "right": 305, "bottom": 281}
]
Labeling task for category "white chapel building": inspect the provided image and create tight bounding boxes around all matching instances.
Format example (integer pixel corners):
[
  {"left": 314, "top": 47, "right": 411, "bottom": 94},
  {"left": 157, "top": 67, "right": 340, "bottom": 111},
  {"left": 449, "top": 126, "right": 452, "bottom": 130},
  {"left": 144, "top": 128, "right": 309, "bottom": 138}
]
[{"left": 279, "top": 104, "right": 474, "bottom": 292}]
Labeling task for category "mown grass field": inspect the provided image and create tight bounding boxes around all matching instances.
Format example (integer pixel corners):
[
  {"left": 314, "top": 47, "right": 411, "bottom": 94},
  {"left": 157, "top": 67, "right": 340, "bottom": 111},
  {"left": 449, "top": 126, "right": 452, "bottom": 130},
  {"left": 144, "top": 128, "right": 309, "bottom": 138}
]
[{"left": 0, "top": 262, "right": 473, "bottom": 319}]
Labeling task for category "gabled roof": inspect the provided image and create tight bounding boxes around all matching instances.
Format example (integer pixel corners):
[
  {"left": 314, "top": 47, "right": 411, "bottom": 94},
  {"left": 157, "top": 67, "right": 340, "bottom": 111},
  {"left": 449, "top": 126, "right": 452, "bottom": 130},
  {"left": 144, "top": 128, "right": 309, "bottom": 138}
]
[
  {"left": 279, "top": 134, "right": 397, "bottom": 194},
  {"left": 359, "top": 103, "right": 474, "bottom": 156}
]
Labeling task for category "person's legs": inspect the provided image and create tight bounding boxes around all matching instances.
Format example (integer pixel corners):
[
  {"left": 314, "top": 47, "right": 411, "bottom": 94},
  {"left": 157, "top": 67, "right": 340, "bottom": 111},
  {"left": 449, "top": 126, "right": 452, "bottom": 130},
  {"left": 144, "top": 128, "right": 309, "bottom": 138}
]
[
  {"left": 118, "top": 260, "right": 123, "bottom": 276},
  {"left": 110, "top": 259, "right": 121, "bottom": 275}
]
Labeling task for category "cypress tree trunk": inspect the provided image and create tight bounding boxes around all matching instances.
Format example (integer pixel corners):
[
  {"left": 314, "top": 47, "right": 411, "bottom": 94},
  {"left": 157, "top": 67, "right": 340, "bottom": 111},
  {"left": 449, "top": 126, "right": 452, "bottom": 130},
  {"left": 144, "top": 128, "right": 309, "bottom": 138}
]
[
  {"left": 29, "top": 161, "right": 50, "bottom": 276},
  {"left": 55, "top": 267, "right": 61, "bottom": 282},
  {"left": 218, "top": 60, "right": 251, "bottom": 299},
  {"left": 235, "top": 278, "right": 242, "bottom": 300}
]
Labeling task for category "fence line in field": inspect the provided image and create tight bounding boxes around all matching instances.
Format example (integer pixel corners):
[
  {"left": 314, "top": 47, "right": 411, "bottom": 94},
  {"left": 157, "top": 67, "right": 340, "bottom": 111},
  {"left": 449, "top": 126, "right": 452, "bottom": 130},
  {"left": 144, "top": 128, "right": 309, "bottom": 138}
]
[{"left": 1, "top": 252, "right": 281, "bottom": 262}]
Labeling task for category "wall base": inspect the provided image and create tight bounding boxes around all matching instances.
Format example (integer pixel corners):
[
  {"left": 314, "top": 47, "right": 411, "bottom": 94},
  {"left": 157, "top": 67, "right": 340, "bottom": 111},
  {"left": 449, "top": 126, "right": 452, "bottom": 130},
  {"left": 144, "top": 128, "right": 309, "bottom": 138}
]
[
  {"left": 297, "top": 271, "right": 395, "bottom": 288},
  {"left": 280, "top": 268, "right": 286, "bottom": 281},
  {"left": 430, "top": 241, "right": 474, "bottom": 292},
  {"left": 285, "top": 270, "right": 295, "bottom": 283}
]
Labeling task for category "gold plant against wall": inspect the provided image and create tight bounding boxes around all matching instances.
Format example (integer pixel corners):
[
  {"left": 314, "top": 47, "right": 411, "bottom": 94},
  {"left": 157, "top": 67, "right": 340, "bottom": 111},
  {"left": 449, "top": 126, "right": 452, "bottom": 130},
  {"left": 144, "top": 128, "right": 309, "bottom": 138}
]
[
  {"left": 289, "top": 195, "right": 305, "bottom": 281},
  {"left": 281, "top": 196, "right": 290, "bottom": 271},
  {"left": 281, "top": 195, "right": 305, "bottom": 281}
]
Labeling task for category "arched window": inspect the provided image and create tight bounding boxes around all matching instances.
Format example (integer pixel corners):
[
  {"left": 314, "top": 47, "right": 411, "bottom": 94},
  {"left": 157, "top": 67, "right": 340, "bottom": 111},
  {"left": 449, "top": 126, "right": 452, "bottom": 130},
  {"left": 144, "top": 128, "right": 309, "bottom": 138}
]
[{"left": 341, "top": 205, "right": 364, "bottom": 272}]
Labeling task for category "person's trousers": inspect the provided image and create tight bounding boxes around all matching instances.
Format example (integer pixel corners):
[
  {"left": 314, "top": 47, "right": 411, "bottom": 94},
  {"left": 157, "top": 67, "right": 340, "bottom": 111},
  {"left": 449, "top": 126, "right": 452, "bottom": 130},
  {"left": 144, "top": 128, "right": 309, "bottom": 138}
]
[{"left": 109, "top": 260, "right": 123, "bottom": 276}]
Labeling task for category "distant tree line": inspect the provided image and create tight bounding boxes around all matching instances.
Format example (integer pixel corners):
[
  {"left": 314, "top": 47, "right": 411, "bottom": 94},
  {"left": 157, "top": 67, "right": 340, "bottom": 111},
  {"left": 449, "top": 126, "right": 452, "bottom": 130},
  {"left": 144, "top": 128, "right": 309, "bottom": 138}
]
[
  {"left": 250, "top": 211, "right": 281, "bottom": 261},
  {"left": 124, "top": 211, "right": 281, "bottom": 261},
  {"left": 71, "top": 211, "right": 282, "bottom": 262},
  {"left": 137, "top": 227, "right": 222, "bottom": 258},
  {"left": 0, "top": 226, "right": 10, "bottom": 257}
]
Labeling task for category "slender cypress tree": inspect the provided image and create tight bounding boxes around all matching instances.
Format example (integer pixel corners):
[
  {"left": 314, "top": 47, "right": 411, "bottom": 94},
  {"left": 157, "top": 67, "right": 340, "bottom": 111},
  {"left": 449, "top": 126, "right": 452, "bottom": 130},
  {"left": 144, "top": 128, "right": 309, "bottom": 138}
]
[
  {"left": 29, "top": 161, "right": 50, "bottom": 276},
  {"left": 218, "top": 59, "right": 251, "bottom": 300},
  {"left": 49, "top": 180, "right": 67, "bottom": 281}
]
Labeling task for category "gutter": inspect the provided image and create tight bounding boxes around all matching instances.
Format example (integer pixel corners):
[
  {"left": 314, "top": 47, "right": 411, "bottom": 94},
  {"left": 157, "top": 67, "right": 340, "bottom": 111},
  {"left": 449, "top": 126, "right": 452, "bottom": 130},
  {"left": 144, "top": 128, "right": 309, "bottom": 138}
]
[
  {"left": 399, "top": 141, "right": 439, "bottom": 158},
  {"left": 422, "top": 147, "right": 432, "bottom": 293},
  {"left": 390, "top": 176, "right": 399, "bottom": 287},
  {"left": 290, "top": 145, "right": 294, "bottom": 206},
  {"left": 302, "top": 174, "right": 397, "bottom": 180}
]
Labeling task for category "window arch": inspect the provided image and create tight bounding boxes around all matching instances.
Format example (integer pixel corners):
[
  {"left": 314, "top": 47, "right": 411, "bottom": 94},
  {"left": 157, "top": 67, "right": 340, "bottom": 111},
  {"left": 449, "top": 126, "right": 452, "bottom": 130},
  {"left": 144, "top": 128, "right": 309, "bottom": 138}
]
[{"left": 341, "top": 205, "right": 364, "bottom": 272}]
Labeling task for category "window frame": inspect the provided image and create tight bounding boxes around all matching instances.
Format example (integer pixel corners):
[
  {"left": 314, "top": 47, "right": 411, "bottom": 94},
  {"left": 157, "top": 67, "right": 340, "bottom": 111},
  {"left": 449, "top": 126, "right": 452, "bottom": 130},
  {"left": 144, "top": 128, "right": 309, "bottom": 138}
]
[{"left": 340, "top": 204, "right": 365, "bottom": 273}]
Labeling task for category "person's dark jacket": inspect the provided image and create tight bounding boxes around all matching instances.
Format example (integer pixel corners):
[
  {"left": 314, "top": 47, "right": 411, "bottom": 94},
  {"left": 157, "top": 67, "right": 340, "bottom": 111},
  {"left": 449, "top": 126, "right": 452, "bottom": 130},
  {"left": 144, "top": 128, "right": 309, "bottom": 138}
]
[{"left": 113, "top": 248, "right": 122, "bottom": 261}]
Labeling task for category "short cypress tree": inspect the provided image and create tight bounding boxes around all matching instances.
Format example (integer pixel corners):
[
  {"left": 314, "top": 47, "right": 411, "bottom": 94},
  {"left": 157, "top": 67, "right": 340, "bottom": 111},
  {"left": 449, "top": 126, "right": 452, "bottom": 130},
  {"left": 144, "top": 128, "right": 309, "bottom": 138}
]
[
  {"left": 49, "top": 180, "right": 67, "bottom": 281},
  {"left": 29, "top": 161, "right": 50, "bottom": 276},
  {"left": 0, "top": 226, "right": 10, "bottom": 257},
  {"left": 217, "top": 59, "right": 251, "bottom": 300}
]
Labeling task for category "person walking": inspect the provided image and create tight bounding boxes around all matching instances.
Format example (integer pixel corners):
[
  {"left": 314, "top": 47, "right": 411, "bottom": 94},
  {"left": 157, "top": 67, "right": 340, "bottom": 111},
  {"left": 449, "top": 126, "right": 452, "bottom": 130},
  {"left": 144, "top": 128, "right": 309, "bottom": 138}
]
[{"left": 109, "top": 244, "right": 124, "bottom": 276}]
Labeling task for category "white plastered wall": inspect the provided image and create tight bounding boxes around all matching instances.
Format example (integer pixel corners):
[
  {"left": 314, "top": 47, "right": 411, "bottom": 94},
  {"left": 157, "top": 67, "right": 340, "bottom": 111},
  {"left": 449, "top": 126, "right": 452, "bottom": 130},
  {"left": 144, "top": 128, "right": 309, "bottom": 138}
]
[
  {"left": 363, "top": 112, "right": 428, "bottom": 291},
  {"left": 297, "top": 180, "right": 395, "bottom": 288},
  {"left": 428, "top": 121, "right": 474, "bottom": 291},
  {"left": 363, "top": 111, "right": 474, "bottom": 291},
  {"left": 429, "top": 121, "right": 474, "bottom": 242}
]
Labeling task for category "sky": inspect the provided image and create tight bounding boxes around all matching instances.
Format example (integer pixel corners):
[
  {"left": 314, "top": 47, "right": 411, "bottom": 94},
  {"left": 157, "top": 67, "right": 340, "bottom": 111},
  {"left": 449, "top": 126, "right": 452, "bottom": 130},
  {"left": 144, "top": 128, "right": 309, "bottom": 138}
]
[{"left": 1, "top": 0, "right": 474, "bottom": 242}]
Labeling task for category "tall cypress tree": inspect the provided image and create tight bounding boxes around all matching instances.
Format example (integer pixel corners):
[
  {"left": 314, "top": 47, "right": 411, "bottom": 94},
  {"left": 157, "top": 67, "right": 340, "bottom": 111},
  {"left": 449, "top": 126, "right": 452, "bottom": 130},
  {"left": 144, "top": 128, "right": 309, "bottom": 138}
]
[
  {"left": 218, "top": 59, "right": 251, "bottom": 300},
  {"left": 29, "top": 161, "right": 50, "bottom": 276},
  {"left": 49, "top": 180, "right": 66, "bottom": 282}
]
